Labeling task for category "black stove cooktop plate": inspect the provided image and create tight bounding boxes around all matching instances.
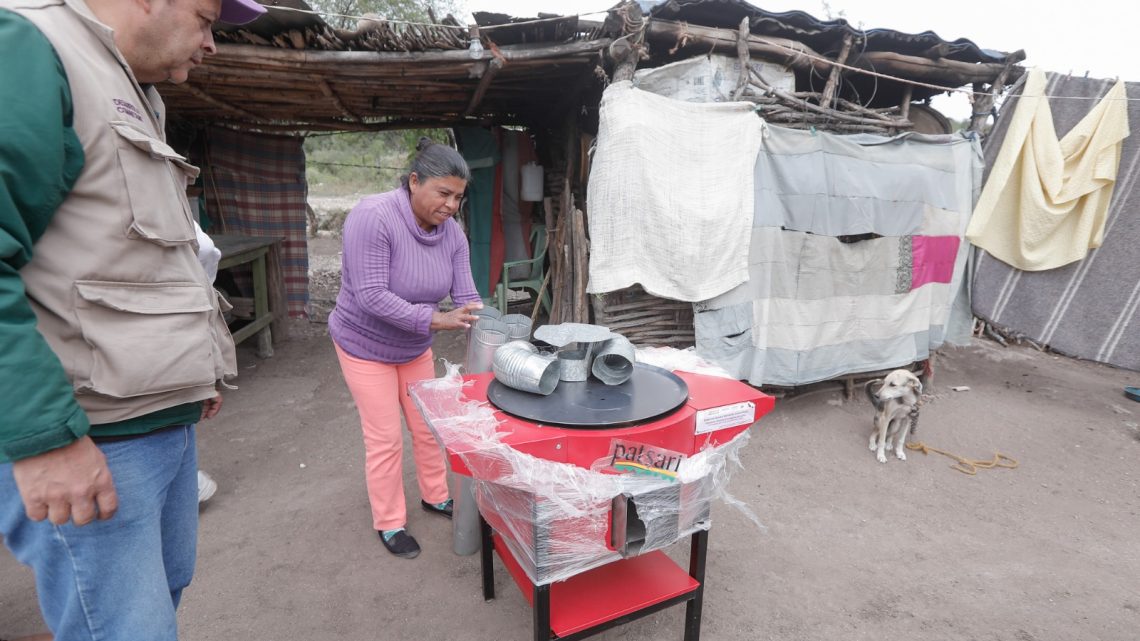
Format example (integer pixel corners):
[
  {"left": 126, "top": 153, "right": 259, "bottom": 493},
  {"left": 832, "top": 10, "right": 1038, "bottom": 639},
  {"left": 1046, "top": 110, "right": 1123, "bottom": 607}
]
[{"left": 486, "top": 363, "right": 689, "bottom": 429}]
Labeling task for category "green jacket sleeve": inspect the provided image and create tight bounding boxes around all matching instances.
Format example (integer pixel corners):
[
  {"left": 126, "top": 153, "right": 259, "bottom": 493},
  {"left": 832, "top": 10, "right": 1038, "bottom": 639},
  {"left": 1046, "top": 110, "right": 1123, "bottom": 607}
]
[{"left": 0, "top": 10, "right": 90, "bottom": 463}]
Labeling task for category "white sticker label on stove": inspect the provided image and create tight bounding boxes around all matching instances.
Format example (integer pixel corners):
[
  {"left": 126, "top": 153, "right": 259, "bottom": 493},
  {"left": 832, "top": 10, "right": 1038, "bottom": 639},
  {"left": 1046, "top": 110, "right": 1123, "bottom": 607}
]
[{"left": 695, "top": 401, "right": 756, "bottom": 434}]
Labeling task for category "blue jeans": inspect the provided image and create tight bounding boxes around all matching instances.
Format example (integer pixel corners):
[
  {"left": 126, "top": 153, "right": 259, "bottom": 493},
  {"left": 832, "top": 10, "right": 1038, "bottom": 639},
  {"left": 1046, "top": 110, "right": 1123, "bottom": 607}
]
[{"left": 0, "top": 425, "right": 199, "bottom": 641}]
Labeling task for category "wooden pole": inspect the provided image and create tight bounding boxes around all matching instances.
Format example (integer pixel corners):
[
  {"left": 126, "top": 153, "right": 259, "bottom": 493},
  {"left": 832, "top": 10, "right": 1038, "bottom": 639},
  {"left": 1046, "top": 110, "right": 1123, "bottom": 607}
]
[
  {"left": 211, "top": 39, "right": 613, "bottom": 67},
  {"left": 731, "top": 17, "right": 750, "bottom": 101},
  {"left": 557, "top": 113, "right": 580, "bottom": 323},
  {"left": 819, "top": 34, "right": 854, "bottom": 109},
  {"left": 609, "top": 3, "right": 645, "bottom": 83},
  {"left": 647, "top": 19, "right": 1026, "bottom": 88},
  {"left": 571, "top": 208, "right": 588, "bottom": 323},
  {"left": 750, "top": 70, "right": 909, "bottom": 127},
  {"left": 531, "top": 269, "right": 551, "bottom": 325},
  {"left": 898, "top": 84, "right": 914, "bottom": 122},
  {"left": 541, "top": 196, "right": 555, "bottom": 321},
  {"left": 181, "top": 84, "right": 267, "bottom": 123},
  {"left": 549, "top": 222, "right": 567, "bottom": 323},
  {"left": 968, "top": 62, "right": 1017, "bottom": 133},
  {"left": 550, "top": 173, "right": 572, "bottom": 324},
  {"left": 317, "top": 79, "right": 361, "bottom": 122},
  {"left": 849, "top": 50, "right": 1024, "bottom": 87},
  {"left": 463, "top": 57, "right": 504, "bottom": 117},
  {"left": 557, "top": 185, "right": 575, "bottom": 323},
  {"left": 645, "top": 19, "right": 829, "bottom": 76}
]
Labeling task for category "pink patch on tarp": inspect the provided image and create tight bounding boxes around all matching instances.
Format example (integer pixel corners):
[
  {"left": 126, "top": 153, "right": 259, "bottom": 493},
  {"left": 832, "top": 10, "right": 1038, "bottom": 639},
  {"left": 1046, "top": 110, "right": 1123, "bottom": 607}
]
[{"left": 911, "top": 236, "right": 960, "bottom": 289}]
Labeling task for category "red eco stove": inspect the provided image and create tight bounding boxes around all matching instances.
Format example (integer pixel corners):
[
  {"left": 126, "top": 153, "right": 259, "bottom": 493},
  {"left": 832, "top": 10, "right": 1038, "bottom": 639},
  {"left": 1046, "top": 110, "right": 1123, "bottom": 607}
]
[{"left": 415, "top": 365, "right": 774, "bottom": 641}]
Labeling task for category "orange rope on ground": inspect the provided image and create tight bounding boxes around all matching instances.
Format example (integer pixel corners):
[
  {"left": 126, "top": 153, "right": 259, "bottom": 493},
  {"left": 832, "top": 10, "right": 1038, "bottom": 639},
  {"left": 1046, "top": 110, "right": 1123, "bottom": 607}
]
[{"left": 905, "top": 442, "right": 1018, "bottom": 476}]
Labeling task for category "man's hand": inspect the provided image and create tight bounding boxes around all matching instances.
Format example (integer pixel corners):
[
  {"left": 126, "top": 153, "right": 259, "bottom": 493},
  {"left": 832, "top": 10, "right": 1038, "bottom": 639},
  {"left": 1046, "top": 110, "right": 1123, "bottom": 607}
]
[
  {"left": 430, "top": 301, "right": 483, "bottom": 331},
  {"left": 11, "top": 437, "right": 118, "bottom": 526},
  {"left": 200, "top": 391, "right": 223, "bottom": 420}
]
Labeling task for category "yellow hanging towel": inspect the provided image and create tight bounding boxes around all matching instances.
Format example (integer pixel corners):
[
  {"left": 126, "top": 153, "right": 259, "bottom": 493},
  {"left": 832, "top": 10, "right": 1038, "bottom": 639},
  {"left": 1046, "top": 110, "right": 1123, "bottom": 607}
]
[{"left": 966, "top": 68, "right": 1130, "bottom": 271}]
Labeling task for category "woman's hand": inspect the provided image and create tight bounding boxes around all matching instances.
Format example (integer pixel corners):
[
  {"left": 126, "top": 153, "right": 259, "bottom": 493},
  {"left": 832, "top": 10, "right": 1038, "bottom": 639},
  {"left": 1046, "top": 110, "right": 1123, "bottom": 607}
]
[{"left": 431, "top": 301, "right": 483, "bottom": 331}]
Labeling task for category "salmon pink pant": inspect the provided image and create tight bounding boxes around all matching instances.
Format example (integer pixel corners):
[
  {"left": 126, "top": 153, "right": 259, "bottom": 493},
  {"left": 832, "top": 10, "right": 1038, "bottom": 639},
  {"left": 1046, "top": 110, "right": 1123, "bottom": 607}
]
[{"left": 334, "top": 344, "right": 450, "bottom": 531}]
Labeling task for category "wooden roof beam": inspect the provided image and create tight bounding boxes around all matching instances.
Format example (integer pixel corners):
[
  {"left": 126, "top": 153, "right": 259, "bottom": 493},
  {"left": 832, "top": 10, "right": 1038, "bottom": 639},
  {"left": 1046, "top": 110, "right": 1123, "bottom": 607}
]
[
  {"left": 645, "top": 19, "right": 829, "bottom": 75},
  {"left": 181, "top": 84, "right": 267, "bottom": 122},
  {"left": 646, "top": 18, "right": 1024, "bottom": 87},
  {"left": 212, "top": 38, "right": 612, "bottom": 66},
  {"left": 318, "top": 79, "right": 361, "bottom": 123},
  {"left": 464, "top": 57, "right": 504, "bottom": 117},
  {"left": 207, "top": 114, "right": 528, "bottom": 134},
  {"left": 849, "top": 50, "right": 1027, "bottom": 86}
]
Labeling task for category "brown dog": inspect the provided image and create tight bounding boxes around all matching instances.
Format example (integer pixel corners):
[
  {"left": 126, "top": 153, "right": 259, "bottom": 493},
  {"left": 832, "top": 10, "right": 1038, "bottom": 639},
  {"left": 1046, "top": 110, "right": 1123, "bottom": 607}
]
[{"left": 865, "top": 369, "right": 923, "bottom": 463}]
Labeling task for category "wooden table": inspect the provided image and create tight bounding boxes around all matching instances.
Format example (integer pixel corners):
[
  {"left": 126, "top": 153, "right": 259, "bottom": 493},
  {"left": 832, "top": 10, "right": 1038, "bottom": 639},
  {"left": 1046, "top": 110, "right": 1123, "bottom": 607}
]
[{"left": 214, "top": 234, "right": 283, "bottom": 358}]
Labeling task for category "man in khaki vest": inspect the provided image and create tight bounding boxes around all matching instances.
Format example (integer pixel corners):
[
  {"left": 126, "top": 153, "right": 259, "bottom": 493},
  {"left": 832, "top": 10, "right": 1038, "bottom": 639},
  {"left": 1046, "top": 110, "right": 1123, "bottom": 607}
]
[{"left": 0, "top": 0, "right": 264, "bottom": 638}]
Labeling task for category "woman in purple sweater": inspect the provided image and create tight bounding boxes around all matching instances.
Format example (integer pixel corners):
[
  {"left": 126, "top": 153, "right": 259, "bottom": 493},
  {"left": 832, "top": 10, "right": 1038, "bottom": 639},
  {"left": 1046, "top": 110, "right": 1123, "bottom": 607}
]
[{"left": 329, "top": 139, "right": 483, "bottom": 559}]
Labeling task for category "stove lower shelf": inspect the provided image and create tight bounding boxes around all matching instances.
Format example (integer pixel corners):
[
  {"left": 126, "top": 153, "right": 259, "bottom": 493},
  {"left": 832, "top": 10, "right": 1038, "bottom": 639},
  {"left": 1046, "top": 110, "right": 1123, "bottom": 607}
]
[{"left": 482, "top": 518, "right": 708, "bottom": 641}]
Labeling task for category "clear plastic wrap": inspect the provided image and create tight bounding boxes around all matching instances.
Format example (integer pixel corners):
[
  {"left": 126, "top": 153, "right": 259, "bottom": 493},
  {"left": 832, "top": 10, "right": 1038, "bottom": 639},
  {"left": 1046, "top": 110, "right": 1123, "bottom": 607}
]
[
  {"left": 409, "top": 354, "right": 761, "bottom": 586},
  {"left": 634, "top": 345, "right": 736, "bottom": 379}
]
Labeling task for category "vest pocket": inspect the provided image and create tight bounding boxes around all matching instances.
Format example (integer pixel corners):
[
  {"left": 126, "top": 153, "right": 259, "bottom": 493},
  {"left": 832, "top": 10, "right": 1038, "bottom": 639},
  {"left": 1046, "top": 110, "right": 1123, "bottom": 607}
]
[
  {"left": 110, "top": 121, "right": 200, "bottom": 247},
  {"left": 74, "top": 281, "right": 217, "bottom": 399},
  {"left": 210, "top": 290, "right": 239, "bottom": 381}
]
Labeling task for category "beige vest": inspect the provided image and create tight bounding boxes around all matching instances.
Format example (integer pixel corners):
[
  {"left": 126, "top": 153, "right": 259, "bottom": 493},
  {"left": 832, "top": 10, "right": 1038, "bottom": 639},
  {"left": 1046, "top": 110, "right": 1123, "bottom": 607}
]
[{"left": 6, "top": 0, "right": 237, "bottom": 424}]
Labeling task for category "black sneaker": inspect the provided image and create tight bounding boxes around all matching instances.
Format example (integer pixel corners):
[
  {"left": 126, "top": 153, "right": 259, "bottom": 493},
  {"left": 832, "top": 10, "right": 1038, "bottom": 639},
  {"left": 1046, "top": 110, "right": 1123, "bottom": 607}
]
[
  {"left": 421, "top": 499, "right": 453, "bottom": 519},
  {"left": 379, "top": 529, "right": 420, "bottom": 559}
]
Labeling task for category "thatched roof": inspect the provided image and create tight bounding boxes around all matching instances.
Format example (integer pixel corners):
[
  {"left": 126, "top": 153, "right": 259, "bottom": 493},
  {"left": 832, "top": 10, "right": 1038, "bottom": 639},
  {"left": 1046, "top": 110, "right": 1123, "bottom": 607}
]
[
  {"left": 160, "top": 0, "right": 1024, "bottom": 134},
  {"left": 160, "top": 0, "right": 607, "bottom": 132}
]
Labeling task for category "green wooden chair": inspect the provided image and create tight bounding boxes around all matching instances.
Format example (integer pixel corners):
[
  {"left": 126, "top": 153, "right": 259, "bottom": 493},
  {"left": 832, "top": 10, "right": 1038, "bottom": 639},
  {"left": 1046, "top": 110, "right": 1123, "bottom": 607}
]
[{"left": 495, "top": 224, "right": 552, "bottom": 315}]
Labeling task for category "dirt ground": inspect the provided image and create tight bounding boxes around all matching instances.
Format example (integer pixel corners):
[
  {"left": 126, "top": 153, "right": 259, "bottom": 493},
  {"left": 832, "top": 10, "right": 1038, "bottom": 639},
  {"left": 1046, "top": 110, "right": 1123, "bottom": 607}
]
[{"left": 4, "top": 239, "right": 1140, "bottom": 640}]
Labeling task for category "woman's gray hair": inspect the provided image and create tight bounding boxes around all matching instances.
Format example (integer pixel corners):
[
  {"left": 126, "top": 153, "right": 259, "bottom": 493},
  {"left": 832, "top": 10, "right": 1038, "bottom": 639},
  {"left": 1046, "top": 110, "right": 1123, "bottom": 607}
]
[{"left": 401, "top": 136, "right": 470, "bottom": 188}]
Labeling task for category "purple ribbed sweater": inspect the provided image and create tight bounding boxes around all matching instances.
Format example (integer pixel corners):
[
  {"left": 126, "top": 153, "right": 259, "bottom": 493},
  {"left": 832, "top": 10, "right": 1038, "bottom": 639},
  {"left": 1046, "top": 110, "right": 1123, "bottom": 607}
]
[{"left": 328, "top": 187, "right": 481, "bottom": 364}]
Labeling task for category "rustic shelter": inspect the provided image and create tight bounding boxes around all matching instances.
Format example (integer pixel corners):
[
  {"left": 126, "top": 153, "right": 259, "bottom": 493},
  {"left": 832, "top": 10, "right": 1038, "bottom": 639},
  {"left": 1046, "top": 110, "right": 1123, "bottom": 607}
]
[{"left": 161, "top": 0, "right": 1025, "bottom": 363}]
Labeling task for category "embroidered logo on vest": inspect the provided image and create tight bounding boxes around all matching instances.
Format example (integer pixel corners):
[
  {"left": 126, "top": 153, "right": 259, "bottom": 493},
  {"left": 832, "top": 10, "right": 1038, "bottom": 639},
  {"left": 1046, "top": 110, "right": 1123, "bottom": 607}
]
[{"left": 113, "top": 98, "right": 144, "bottom": 122}]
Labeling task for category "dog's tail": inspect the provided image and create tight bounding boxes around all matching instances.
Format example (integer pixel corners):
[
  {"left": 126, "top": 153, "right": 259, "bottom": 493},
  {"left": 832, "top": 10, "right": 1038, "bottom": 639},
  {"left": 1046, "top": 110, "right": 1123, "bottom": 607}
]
[{"left": 864, "top": 379, "right": 885, "bottom": 411}]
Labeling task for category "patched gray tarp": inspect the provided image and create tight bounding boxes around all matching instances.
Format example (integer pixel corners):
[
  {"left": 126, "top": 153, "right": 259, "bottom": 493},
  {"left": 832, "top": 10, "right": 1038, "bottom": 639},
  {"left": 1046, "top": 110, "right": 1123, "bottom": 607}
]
[{"left": 695, "top": 124, "right": 983, "bottom": 386}]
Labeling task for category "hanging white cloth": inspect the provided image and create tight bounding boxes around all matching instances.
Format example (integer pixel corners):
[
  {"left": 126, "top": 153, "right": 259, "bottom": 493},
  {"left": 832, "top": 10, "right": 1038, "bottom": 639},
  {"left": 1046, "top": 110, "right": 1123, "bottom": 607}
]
[{"left": 586, "top": 81, "right": 763, "bottom": 302}]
